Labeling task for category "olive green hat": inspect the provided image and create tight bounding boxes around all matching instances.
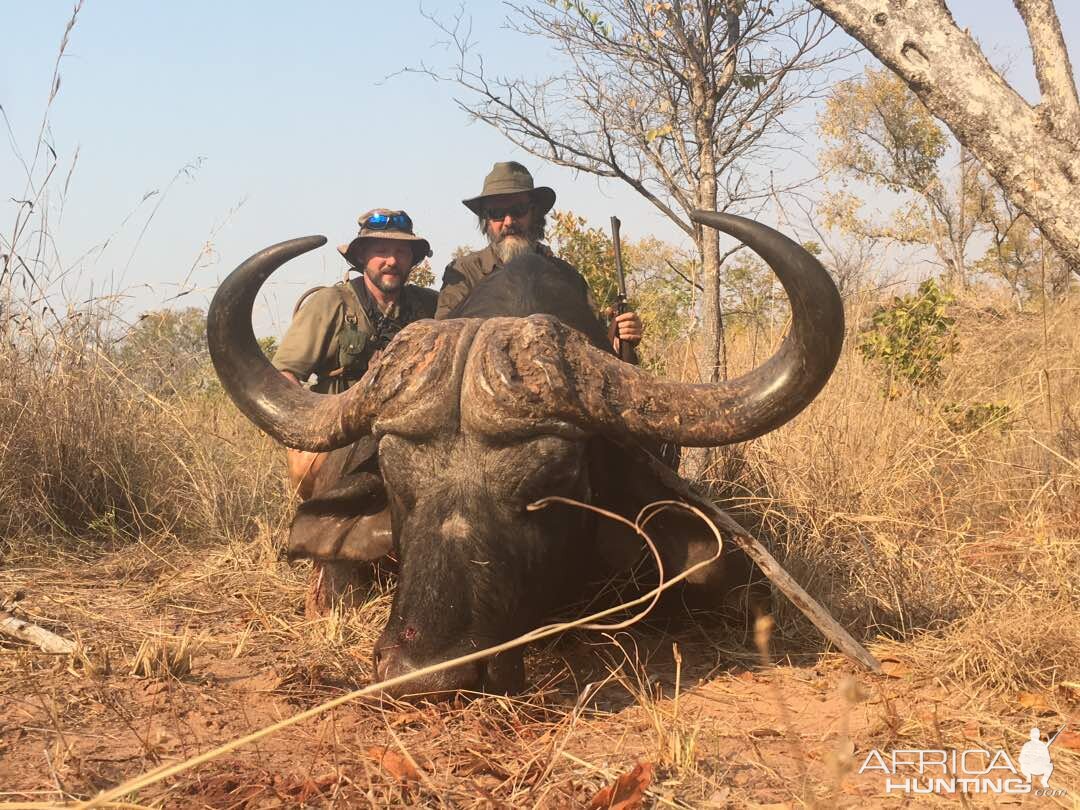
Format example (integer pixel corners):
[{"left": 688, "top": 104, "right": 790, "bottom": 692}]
[
  {"left": 337, "top": 208, "right": 433, "bottom": 267},
  {"left": 462, "top": 161, "right": 556, "bottom": 217}
]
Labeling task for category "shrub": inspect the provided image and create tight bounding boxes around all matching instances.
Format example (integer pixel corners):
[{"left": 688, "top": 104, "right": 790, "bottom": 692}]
[{"left": 857, "top": 278, "right": 956, "bottom": 398}]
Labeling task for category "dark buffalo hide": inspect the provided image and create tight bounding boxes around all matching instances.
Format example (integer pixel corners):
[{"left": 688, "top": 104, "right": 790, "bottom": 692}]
[
  {"left": 289, "top": 255, "right": 767, "bottom": 618},
  {"left": 209, "top": 215, "right": 843, "bottom": 697}
]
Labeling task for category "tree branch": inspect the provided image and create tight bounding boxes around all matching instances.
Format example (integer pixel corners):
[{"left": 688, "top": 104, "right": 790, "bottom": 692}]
[
  {"left": 809, "top": 0, "right": 1080, "bottom": 267},
  {"left": 1013, "top": 0, "right": 1080, "bottom": 136}
]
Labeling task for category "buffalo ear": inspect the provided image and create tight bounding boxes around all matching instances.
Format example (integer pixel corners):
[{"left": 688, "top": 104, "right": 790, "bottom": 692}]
[{"left": 286, "top": 440, "right": 393, "bottom": 563}]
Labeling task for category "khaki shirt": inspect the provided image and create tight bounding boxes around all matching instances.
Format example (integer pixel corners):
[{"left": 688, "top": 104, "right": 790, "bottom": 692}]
[
  {"left": 272, "top": 279, "right": 437, "bottom": 394},
  {"left": 435, "top": 243, "right": 597, "bottom": 320}
]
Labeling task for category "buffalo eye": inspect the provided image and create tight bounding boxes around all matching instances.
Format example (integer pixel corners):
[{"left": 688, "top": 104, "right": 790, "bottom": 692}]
[{"left": 513, "top": 458, "right": 582, "bottom": 503}]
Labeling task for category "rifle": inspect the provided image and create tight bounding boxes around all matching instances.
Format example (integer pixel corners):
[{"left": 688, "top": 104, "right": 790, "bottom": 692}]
[{"left": 609, "top": 216, "right": 638, "bottom": 365}]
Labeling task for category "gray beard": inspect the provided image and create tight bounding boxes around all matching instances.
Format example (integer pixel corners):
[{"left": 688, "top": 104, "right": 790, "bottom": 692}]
[{"left": 491, "top": 234, "right": 537, "bottom": 264}]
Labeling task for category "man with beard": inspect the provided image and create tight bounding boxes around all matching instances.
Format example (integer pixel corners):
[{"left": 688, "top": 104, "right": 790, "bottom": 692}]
[
  {"left": 274, "top": 208, "right": 436, "bottom": 400},
  {"left": 435, "top": 162, "right": 643, "bottom": 354},
  {"left": 272, "top": 209, "right": 437, "bottom": 616},
  {"left": 274, "top": 208, "right": 437, "bottom": 493}
]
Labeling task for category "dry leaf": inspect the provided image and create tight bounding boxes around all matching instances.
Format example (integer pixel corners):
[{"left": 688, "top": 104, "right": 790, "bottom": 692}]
[
  {"left": 879, "top": 658, "right": 911, "bottom": 679},
  {"left": 586, "top": 761, "right": 654, "bottom": 810},
  {"left": 1058, "top": 681, "right": 1080, "bottom": 703},
  {"left": 750, "top": 727, "right": 782, "bottom": 739},
  {"left": 1054, "top": 730, "right": 1080, "bottom": 751},
  {"left": 285, "top": 772, "right": 338, "bottom": 804},
  {"left": 706, "top": 787, "right": 731, "bottom": 806},
  {"left": 962, "top": 719, "right": 981, "bottom": 740},
  {"left": 389, "top": 709, "right": 428, "bottom": 728},
  {"left": 1017, "top": 691, "right": 1052, "bottom": 712},
  {"left": 366, "top": 745, "right": 420, "bottom": 785}
]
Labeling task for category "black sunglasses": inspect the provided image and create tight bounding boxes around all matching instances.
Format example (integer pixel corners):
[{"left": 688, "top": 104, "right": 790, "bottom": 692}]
[
  {"left": 363, "top": 212, "right": 413, "bottom": 231},
  {"left": 485, "top": 203, "right": 532, "bottom": 221}
]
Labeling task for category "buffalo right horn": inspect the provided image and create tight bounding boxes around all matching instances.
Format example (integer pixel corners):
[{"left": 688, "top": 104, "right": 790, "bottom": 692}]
[
  {"left": 465, "top": 212, "right": 844, "bottom": 447},
  {"left": 580, "top": 211, "right": 844, "bottom": 445},
  {"left": 206, "top": 236, "right": 379, "bottom": 452}
]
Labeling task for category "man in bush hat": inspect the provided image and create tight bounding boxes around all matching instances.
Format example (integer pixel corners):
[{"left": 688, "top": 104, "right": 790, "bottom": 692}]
[
  {"left": 272, "top": 209, "right": 437, "bottom": 616},
  {"left": 273, "top": 208, "right": 436, "bottom": 401},
  {"left": 436, "top": 161, "right": 643, "bottom": 354}
]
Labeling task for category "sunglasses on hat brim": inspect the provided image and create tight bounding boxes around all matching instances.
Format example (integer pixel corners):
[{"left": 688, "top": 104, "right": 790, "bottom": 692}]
[{"left": 363, "top": 212, "right": 413, "bottom": 231}]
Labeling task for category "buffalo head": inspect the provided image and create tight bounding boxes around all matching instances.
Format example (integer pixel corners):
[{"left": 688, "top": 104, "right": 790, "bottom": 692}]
[{"left": 206, "top": 212, "right": 843, "bottom": 697}]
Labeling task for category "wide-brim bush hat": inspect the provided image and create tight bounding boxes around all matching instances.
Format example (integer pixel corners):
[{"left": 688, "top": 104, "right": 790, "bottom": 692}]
[
  {"left": 338, "top": 209, "right": 433, "bottom": 267},
  {"left": 462, "top": 161, "right": 556, "bottom": 217}
]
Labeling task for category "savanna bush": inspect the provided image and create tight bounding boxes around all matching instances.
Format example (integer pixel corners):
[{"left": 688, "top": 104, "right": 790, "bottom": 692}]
[
  {"left": 705, "top": 288, "right": 1080, "bottom": 690},
  {"left": 0, "top": 306, "right": 288, "bottom": 552}
]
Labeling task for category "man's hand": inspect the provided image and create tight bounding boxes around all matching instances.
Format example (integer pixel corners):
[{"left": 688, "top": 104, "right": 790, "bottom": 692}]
[
  {"left": 280, "top": 369, "right": 325, "bottom": 499},
  {"left": 611, "top": 310, "right": 643, "bottom": 349}
]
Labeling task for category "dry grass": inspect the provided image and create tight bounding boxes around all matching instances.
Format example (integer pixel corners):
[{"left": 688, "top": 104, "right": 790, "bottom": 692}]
[
  {"left": 1, "top": 287, "right": 1077, "bottom": 806},
  {"left": 12, "top": 323, "right": 1077, "bottom": 791},
  {"left": 129, "top": 630, "right": 201, "bottom": 680},
  {"left": 3, "top": 48, "right": 1079, "bottom": 785},
  {"left": 5, "top": 8, "right": 1075, "bottom": 805},
  {"left": 710, "top": 289, "right": 1080, "bottom": 696},
  {"left": 0, "top": 316, "right": 289, "bottom": 554}
]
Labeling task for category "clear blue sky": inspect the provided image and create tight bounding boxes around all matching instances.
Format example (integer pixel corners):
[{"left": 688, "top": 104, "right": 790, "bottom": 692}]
[{"left": 2, "top": 1, "right": 1076, "bottom": 334}]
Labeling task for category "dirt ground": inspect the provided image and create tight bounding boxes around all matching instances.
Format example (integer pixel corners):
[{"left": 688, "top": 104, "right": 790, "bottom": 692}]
[{"left": 1, "top": 536, "right": 1077, "bottom": 809}]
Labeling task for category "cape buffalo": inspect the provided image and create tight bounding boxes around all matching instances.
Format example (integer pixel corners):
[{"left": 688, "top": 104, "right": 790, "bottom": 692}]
[{"left": 207, "top": 211, "right": 844, "bottom": 697}]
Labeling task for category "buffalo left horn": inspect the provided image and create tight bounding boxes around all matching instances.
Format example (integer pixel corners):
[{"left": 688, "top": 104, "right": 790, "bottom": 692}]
[{"left": 206, "top": 236, "right": 379, "bottom": 451}]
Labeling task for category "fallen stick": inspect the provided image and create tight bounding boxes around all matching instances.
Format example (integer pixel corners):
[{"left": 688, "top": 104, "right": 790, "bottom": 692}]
[
  {"left": 0, "top": 609, "right": 78, "bottom": 654},
  {"left": 639, "top": 448, "right": 882, "bottom": 674}
]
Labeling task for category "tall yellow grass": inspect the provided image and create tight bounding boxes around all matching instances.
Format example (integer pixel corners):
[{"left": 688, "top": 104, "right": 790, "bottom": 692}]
[
  {"left": 717, "top": 289, "right": 1079, "bottom": 691},
  {"left": 1, "top": 287, "right": 1076, "bottom": 694},
  {"left": 0, "top": 311, "right": 288, "bottom": 552}
]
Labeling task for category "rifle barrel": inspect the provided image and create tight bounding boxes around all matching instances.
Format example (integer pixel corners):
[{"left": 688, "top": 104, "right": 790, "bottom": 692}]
[
  {"left": 609, "top": 215, "right": 637, "bottom": 365},
  {"left": 610, "top": 216, "right": 627, "bottom": 303}
]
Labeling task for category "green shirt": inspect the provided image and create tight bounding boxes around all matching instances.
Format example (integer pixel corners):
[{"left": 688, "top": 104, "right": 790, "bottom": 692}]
[{"left": 272, "top": 278, "right": 437, "bottom": 394}]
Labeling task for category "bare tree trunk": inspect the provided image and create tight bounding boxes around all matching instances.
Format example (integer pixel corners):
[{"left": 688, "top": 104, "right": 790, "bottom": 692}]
[
  {"left": 687, "top": 98, "right": 727, "bottom": 479},
  {"left": 955, "top": 151, "right": 969, "bottom": 290},
  {"left": 809, "top": 0, "right": 1080, "bottom": 268},
  {"left": 697, "top": 225, "right": 727, "bottom": 384},
  {"left": 685, "top": 227, "right": 727, "bottom": 481}
]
